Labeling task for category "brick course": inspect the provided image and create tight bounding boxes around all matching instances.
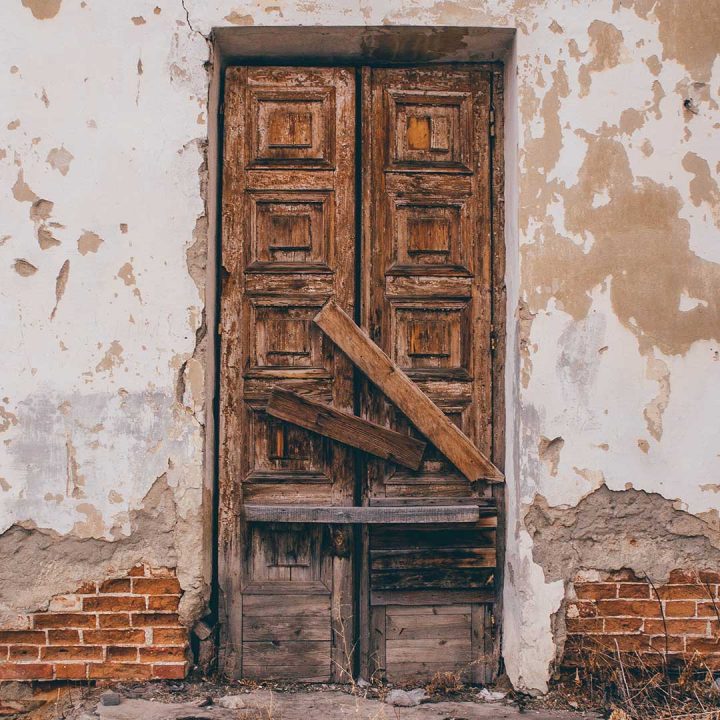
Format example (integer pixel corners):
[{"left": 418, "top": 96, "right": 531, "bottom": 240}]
[
  {"left": 564, "top": 569, "right": 720, "bottom": 669},
  {"left": 0, "top": 565, "right": 188, "bottom": 682}
]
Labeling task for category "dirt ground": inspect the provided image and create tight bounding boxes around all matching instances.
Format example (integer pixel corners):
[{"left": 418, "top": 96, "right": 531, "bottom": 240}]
[{"left": 0, "top": 680, "right": 600, "bottom": 720}]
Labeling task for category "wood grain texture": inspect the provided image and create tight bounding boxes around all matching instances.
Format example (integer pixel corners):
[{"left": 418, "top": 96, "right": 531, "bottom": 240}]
[
  {"left": 266, "top": 387, "right": 426, "bottom": 469},
  {"left": 314, "top": 300, "right": 503, "bottom": 483},
  {"left": 244, "top": 504, "right": 480, "bottom": 524}
]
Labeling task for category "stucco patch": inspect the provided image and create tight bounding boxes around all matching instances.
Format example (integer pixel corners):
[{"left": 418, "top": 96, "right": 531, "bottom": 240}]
[
  {"left": 523, "top": 137, "right": 720, "bottom": 356},
  {"left": 77, "top": 230, "right": 103, "bottom": 255},
  {"left": 20, "top": 0, "right": 61, "bottom": 19},
  {"left": 578, "top": 20, "right": 625, "bottom": 97},
  {"left": 525, "top": 486, "right": 720, "bottom": 585},
  {"left": 13, "top": 259, "right": 37, "bottom": 276},
  {"left": 46, "top": 146, "right": 73, "bottom": 175}
]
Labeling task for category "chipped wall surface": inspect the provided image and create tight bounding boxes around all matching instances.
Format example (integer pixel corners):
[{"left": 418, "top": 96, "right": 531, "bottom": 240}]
[{"left": 1, "top": 0, "right": 718, "bottom": 693}]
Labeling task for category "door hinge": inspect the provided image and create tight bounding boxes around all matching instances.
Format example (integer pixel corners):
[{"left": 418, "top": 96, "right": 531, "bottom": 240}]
[
  {"left": 489, "top": 108, "right": 496, "bottom": 138},
  {"left": 490, "top": 325, "right": 497, "bottom": 352}
]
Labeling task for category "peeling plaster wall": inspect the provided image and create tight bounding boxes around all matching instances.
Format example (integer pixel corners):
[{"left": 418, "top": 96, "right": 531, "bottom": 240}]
[{"left": 1, "top": 0, "right": 718, "bottom": 694}]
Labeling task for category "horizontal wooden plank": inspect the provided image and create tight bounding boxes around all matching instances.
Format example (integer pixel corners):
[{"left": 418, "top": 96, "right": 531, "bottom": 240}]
[
  {"left": 371, "top": 589, "right": 495, "bottom": 606},
  {"left": 241, "top": 581, "right": 331, "bottom": 597},
  {"left": 244, "top": 504, "right": 480, "bottom": 524},
  {"left": 243, "top": 640, "right": 330, "bottom": 667},
  {"left": 313, "top": 300, "right": 503, "bottom": 482},
  {"left": 386, "top": 638, "right": 471, "bottom": 664},
  {"left": 386, "top": 613, "right": 471, "bottom": 640},
  {"left": 370, "top": 525, "right": 495, "bottom": 550},
  {"left": 371, "top": 568, "right": 494, "bottom": 591},
  {"left": 267, "top": 387, "right": 426, "bottom": 469},
  {"left": 371, "top": 547, "right": 496, "bottom": 570},
  {"left": 243, "top": 594, "right": 330, "bottom": 616},
  {"left": 386, "top": 604, "right": 472, "bottom": 616},
  {"left": 244, "top": 615, "right": 331, "bottom": 641},
  {"left": 386, "top": 661, "right": 471, "bottom": 683}
]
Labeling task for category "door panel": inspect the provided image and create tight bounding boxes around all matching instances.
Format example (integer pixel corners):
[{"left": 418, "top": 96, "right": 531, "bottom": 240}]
[
  {"left": 219, "top": 66, "right": 355, "bottom": 681},
  {"left": 220, "top": 64, "right": 500, "bottom": 684},
  {"left": 361, "top": 66, "right": 497, "bottom": 683}
]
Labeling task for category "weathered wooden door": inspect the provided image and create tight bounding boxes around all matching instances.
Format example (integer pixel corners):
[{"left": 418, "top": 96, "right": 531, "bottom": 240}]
[
  {"left": 359, "top": 67, "right": 499, "bottom": 684},
  {"left": 219, "top": 65, "right": 503, "bottom": 684}
]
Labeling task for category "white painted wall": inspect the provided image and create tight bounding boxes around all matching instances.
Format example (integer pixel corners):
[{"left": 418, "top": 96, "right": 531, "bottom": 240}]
[{"left": 1, "top": 0, "right": 718, "bottom": 692}]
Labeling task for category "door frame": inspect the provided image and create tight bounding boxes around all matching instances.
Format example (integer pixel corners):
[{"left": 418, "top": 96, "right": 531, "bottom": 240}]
[{"left": 215, "top": 58, "right": 506, "bottom": 682}]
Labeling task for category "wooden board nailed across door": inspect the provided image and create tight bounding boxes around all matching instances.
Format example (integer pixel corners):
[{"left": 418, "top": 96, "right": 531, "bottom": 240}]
[{"left": 219, "top": 64, "right": 504, "bottom": 684}]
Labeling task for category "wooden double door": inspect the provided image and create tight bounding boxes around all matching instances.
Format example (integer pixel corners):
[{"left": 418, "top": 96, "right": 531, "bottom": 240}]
[{"left": 219, "top": 65, "right": 504, "bottom": 684}]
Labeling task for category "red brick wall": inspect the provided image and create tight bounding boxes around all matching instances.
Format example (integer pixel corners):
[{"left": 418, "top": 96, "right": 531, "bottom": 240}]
[
  {"left": 564, "top": 569, "right": 720, "bottom": 670},
  {"left": 0, "top": 565, "right": 188, "bottom": 681}
]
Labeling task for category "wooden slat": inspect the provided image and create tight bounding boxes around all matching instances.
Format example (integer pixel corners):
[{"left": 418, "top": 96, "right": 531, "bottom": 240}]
[
  {"left": 313, "top": 300, "right": 504, "bottom": 482},
  {"left": 370, "top": 547, "right": 496, "bottom": 570},
  {"left": 386, "top": 612, "right": 471, "bottom": 640},
  {"left": 244, "top": 615, "right": 331, "bottom": 641},
  {"left": 266, "top": 387, "right": 426, "bottom": 470},
  {"left": 244, "top": 504, "right": 480, "bottom": 524},
  {"left": 371, "top": 589, "right": 495, "bottom": 606}
]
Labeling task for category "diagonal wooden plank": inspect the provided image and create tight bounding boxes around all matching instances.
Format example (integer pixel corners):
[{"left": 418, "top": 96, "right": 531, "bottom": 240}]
[
  {"left": 267, "top": 387, "right": 426, "bottom": 470},
  {"left": 313, "top": 300, "right": 504, "bottom": 483}
]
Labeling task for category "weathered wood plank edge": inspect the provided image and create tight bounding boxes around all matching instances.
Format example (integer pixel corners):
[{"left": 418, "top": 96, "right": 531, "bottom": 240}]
[
  {"left": 313, "top": 300, "right": 504, "bottom": 483},
  {"left": 266, "top": 387, "right": 426, "bottom": 470},
  {"left": 243, "top": 504, "right": 481, "bottom": 524}
]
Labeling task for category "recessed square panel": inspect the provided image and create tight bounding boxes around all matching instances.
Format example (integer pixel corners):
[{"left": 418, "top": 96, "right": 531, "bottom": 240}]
[
  {"left": 388, "top": 198, "right": 472, "bottom": 276},
  {"left": 249, "top": 409, "right": 325, "bottom": 475},
  {"left": 249, "top": 191, "right": 332, "bottom": 271},
  {"left": 248, "top": 302, "right": 330, "bottom": 376},
  {"left": 387, "top": 90, "right": 472, "bottom": 173},
  {"left": 248, "top": 88, "right": 336, "bottom": 169},
  {"left": 390, "top": 301, "right": 471, "bottom": 379}
]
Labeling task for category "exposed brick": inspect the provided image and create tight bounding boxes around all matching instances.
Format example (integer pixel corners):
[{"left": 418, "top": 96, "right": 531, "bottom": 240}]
[
  {"left": 41, "top": 645, "right": 103, "bottom": 661},
  {"left": 151, "top": 663, "right": 187, "bottom": 680},
  {"left": 54, "top": 663, "right": 88, "bottom": 680},
  {"left": 0, "top": 664, "right": 53, "bottom": 680},
  {"left": 664, "top": 601, "right": 696, "bottom": 617},
  {"left": 33, "top": 613, "right": 97, "bottom": 629},
  {"left": 99, "top": 613, "right": 132, "bottom": 628},
  {"left": 152, "top": 628, "right": 187, "bottom": 645},
  {"left": 149, "top": 567, "right": 176, "bottom": 578},
  {"left": 604, "top": 617, "right": 643, "bottom": 633},
  {"left": 644, "top": 619, "right": 711, "bottom": 635},
  {"left": 132, "top": 578, "right": 181, "bottom": 595},
  {"left": 686, "top": 637, "right": 720, "bottom": 653},
  {"left": 47, "top": 629, "right": 81, "bottom": 645},
  {"left": 128, "top": 565, "right": 147, "bottom": 577},
  {"left": 99, "top": 579, "right": 132, "bottom": 594},
  {"left": 0, "top": 646, "right": 8, "bottom": 661},
  {"left": 147, "top": 596, "right": 180, "bottom": 612},
  {"left": 88, "top": 663, "right": 153, "bottom": 680},
  {"left": 107, "top": 646, "right": 139, "bottom": 662},
  {"left": 566, "top": 618, "right": 603, "bottom": 634},
  {"left": 617, "top": 583, "right": 650, "bottom": 599},
  {"left": 594, "top": 634, "right": 650, "bottom": 652},
  {"left": 139, "top": 646, "right": 186, "bottom": 662},
  {"left": 8, "top": 646, "right": 40, "bottom": 661},
  {"left": 83, "top": 629, "right": 146, "bottom": 645},
  {"left": 698, "top": 571, "right": 720, "bottom": 584},
  {"left": 668, "top": 570, "right": 700, "bottom": 584},
  {"left": 697, "top": 602, "right": 720, "bottom": 618},
  {"left": 573, "top": 602, "right": 598, "bottom": 618},
  {"left": 649, "top": 635, "right": 685, "bottom": 652},
  {"left": 48, "top": 595, "right": 82, "bottom": 612},
  {"left": 83, "top": 596, "right": 146, "bottom": 612},
  {"left": 611, "top": 569, "right": 642, "bottom": 582},
  {"left": 596, "top": 600, "right": 662, "bottom": 617},
  {"left": 575, "top": 583, "right": 616, "bottom": 600},
  {"left": 655, "top": 585, "right": 709, "bottom": 600},
  {"left": 76, "top": 581, "right": 97, "bottom": 594},
  {"left": 0, "top": 631, "right": 46, "bottom": 644},
  {"left": 131, "top": 613, "right": 180, "bottom": 627}
]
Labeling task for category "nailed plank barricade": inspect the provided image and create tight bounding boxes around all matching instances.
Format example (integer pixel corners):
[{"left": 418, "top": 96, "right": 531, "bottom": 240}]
[
  {"left": 314, "top": 300, "right": 504, "bottom": 483},
  {"left": 266, "top": 387, "right": 426, "bottom": 469},
  {"left": 243, "top": 504, "right": 480, "bottom": 524}
]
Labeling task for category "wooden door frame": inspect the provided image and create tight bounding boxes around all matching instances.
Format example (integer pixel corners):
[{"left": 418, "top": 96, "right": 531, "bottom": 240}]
[{"left": 216, "top": 59, "right": 506, "bottom": 681}]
